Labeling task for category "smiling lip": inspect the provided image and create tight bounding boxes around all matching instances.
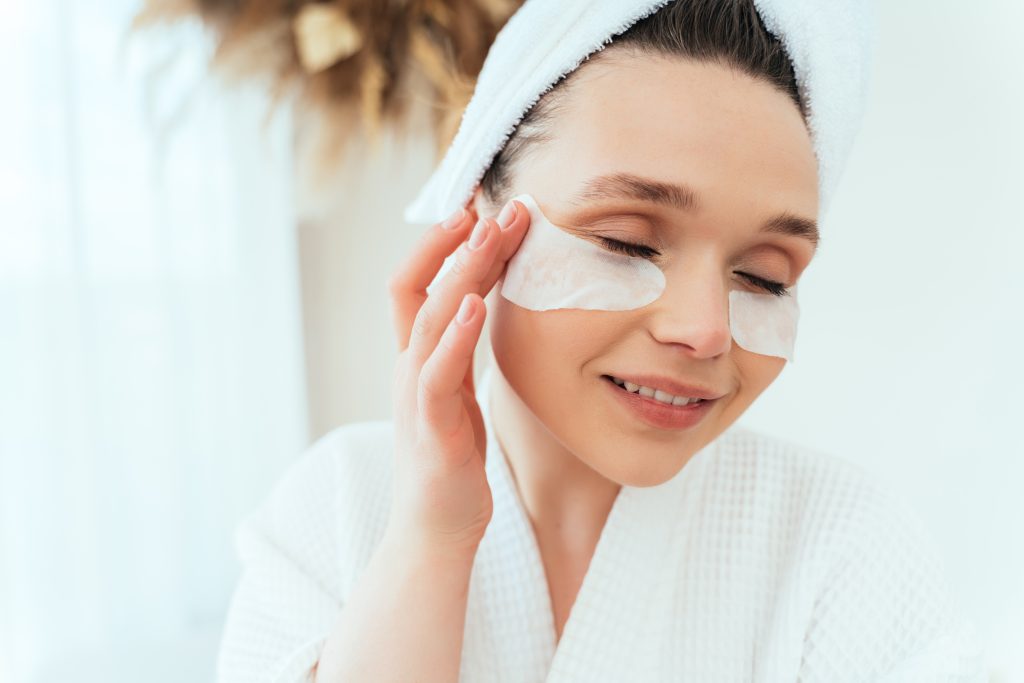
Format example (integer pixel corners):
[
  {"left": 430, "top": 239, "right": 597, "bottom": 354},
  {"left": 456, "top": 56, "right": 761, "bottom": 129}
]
[
  {"left": 602, "top": 375, "right": 718, "bottom": 430},
  {"left": 603, "top": 373, "right": 726, "bottom": 401},
  {"left": 598, "top": 376, "right": 724, "bottom": 430}
]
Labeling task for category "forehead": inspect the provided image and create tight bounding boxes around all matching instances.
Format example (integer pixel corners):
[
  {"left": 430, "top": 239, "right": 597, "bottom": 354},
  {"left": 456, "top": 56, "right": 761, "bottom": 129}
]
[{"left": 534, "top": 54, "right": 819, "bottom": 217}]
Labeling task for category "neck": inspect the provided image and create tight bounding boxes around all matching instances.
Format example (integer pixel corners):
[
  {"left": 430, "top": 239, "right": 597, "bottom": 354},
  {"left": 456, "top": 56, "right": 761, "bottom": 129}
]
[{"left": 486, "top": 360, "right": 622, "bottom": 550}]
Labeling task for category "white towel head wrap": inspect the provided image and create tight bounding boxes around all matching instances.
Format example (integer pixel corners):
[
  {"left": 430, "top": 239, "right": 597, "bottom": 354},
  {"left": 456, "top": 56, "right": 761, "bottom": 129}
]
[{"left": 404, "top": 0, "right": 877, "bottom": 226}]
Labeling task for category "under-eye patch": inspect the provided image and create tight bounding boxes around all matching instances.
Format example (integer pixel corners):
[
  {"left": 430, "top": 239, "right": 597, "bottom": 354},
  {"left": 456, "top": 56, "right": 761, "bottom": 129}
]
[{"left": 500, "top": 193, "right": 799, "bottom": 361}]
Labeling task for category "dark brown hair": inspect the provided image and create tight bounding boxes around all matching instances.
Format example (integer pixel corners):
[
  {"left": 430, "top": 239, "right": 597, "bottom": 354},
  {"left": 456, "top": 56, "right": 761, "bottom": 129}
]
[{"left": 478, "top": 0, "right": 804, "bottom": 211}]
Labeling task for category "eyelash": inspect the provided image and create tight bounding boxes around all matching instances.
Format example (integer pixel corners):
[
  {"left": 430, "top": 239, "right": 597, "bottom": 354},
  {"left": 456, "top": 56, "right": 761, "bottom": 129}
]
[
  {"left": 597, "top": 237, "right": 791, "bottom": 298},
  {"left": 598, "top": 236, "right": 660, "bottom": 259},
  {"left": 736, "top": 273, "right": 791, "bottom": 297}
]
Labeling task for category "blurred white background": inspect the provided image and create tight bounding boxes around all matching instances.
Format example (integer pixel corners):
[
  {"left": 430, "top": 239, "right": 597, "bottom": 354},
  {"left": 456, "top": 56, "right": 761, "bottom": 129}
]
[
  {"left": 740, "top": 1, "right": 1024, "bottom": 678},
  {"left": 0, "top": 1, "right": 309, "bottom": 681},
  {"left": 1, "top": 0, "right": 1020, "bottom": 682}
]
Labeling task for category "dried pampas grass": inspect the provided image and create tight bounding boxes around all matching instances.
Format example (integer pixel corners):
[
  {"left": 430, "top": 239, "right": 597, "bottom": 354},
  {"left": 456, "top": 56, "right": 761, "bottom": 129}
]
[{"left": 132, "top": 0, "right": 523, "bottom": 183}]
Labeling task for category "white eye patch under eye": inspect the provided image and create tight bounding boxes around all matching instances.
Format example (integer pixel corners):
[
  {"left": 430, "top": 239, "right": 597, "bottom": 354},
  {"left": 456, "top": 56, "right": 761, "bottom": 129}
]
[
  {"left": 500, "top": 192, "right": 800, "bottom": 361},
  {"left": 729, "top": 287, "right": 800, "bottom": 362},
  {"left": 500, "top": 193, "right": 665, "bottom": 311}
]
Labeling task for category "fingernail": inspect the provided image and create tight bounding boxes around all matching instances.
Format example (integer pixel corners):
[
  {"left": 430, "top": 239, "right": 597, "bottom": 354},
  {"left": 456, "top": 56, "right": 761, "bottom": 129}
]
[
  {"left": 456, "top": 295, "right": 475, "bottom": 324},
  {"left": 496, "top": 200, "right": 517, "bottom": 231},
  {"left": 468, "top": 218, "right": 489, "bottom": 250},
  {"left": 441, "top": 207, "right": 467, "bottom": 230}
]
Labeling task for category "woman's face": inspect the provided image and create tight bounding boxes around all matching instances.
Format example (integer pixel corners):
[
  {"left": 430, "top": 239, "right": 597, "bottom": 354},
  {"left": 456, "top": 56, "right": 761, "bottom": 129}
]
[{"left": 478, "top": 53, "right": 819, "bottom": 487}]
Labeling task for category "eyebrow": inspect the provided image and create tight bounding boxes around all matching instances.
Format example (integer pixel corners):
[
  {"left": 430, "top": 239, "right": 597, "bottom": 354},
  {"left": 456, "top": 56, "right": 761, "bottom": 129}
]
[{"left": 568, "top": 172, "right": 820, "bottom": 250}]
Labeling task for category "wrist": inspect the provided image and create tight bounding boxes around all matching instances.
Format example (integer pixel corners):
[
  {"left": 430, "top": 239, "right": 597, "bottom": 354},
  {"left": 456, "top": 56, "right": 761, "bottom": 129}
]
[{"left": 380, "top": 524, "right": 483, "bottom": 569}]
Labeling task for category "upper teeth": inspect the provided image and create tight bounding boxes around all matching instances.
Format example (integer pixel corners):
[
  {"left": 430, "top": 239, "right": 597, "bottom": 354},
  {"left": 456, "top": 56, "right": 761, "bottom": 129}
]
[{"left": 609, "top": 376, "right": 703, "bottom": 406}]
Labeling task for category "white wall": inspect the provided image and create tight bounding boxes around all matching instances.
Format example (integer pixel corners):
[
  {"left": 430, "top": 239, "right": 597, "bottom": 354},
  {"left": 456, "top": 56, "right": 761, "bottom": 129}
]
[{"left": 739, "top": 1, "right": 1024, "bottom": 677}]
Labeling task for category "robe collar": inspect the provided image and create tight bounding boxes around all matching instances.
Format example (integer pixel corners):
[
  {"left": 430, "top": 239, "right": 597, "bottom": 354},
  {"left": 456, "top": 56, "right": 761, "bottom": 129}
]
[{"left": 461, "top": 364, "right": 718, "bottom": 682}]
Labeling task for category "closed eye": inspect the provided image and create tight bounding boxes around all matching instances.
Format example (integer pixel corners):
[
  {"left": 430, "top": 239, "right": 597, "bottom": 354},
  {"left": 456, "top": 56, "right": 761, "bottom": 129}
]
[
  {"left": 597, "top": 236, "right": 660, "bottom": 260},
  {"left": 598, "top": 237, "right": 790, "bottom": 297},
  {"left": 735, "top": 272, "right": 790, "bottom": 297}
]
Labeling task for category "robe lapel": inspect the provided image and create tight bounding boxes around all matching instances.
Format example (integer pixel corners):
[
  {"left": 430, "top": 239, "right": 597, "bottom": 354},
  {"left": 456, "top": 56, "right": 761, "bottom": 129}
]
[
  {"left": 543, "top": 453, "right": 698, "bottom": 682},
  {"left": 464, "top": 365, "right": 714, "bottom": 682},
  {"left": 465, "top": 431, "right": 558, "bottom": 682}
]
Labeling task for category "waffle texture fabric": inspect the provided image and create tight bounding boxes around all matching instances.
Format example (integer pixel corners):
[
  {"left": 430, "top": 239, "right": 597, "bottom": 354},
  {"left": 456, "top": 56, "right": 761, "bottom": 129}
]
[{"left": 217, "top": 364, "right": 987, "bottom": 682}]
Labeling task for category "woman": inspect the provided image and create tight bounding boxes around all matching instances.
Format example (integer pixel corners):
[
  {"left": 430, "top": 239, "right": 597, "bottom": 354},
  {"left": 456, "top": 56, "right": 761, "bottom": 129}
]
[{"left": 217, "top": 0, "right": 986, "bottom": 680}]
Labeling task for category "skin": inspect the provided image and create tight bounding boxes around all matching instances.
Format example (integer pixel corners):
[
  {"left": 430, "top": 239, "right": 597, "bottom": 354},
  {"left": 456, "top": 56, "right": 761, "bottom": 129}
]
[{"left": 471, "top": 53, "right": 819, "bottom": 636}]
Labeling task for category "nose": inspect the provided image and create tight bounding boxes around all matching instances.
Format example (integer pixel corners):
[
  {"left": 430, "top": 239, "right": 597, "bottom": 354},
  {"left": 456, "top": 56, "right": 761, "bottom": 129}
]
[{"left": 645, "top": 263, "right": 732, "bottom": 360}]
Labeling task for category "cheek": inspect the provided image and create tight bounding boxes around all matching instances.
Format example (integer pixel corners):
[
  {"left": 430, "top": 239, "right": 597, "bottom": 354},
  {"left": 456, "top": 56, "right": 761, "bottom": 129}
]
[
  {"left": 700, "top": 346, "right": 785, "bottom": 440},
  {"left": 488, "top": 297, "right": 622, "bottom": 398},
  {"left": 491, "top": 298, "right": 580, "bottom": 377},
  {"left": 489, "top": 298, "right": 547, "bottom": 400},
  {"left": 731, "top": 347, "right": 786, "bottom": 405}
]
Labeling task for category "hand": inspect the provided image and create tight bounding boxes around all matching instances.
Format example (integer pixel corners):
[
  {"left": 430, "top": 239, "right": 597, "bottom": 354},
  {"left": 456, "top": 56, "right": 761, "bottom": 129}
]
[{"left": 386, "top": 197, "right": 529, "bottom": 554}]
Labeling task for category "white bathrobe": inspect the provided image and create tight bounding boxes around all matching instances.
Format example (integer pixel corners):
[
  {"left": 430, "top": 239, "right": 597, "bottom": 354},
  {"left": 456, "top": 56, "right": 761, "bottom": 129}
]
[{"left": 217, "top": 365, "right": 987, "bottom": 682}]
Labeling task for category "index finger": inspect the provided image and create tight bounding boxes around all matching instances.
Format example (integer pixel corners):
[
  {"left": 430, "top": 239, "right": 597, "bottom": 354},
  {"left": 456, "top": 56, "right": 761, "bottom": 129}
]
[{"left": 388, "top": 205, "right": 477, "bottom": 351}]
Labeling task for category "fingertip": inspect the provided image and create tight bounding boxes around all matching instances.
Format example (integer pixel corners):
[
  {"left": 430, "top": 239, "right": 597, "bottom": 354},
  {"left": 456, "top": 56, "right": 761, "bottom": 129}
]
[
  {"left": 496, "top": 207, "right": 528, "bottom": 259},
  {"left": 455, "top": 293, "right": 477, "bottom": 325},
  {"left": 465, "top": 217, "right": 499, "bottom": 252},
  {"left": 427, "top": 210, "right": 472, "bottom": 251},
  {"left": 440, "top": 206, "right": 470, "bottom": 231},
  {"left": 508, "top": 200, "right": 530, "bottom": 236},
  {"left": 470, "top": 292, "right": 486, "bottom": 318},
  {"left": 440, "top": 293, "right": 485, "bottom": 356}
]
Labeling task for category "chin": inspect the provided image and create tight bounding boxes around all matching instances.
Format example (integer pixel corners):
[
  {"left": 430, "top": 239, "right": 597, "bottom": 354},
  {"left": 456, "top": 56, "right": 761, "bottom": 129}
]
[
  {"left": 565, "top": 412, "right": 714, "bottom": 488},
  {"left": 600, "top": 456, "right": 686, "bottom": 488}
]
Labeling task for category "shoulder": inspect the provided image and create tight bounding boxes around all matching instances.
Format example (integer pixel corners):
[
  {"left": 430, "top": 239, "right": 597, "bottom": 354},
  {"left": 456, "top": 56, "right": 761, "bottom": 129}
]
[
  {"left": 297, "top": 419, "right": 395, "bottom": 499},
  {"left": 219, "top": 421, "right": 397, "bottom": 681},
  {"left": 258, "top": 419, "right": 395, "bottom": 526},
  {"left": 707, "top": 424, "right": 903, "bottom": 557},
  {"left": 711, "top": 423, "right": 881, "bottom": 492},
  {"left": 235, "top": 419, "right": 396, "bottom": 597},
  {"left": 711, "top": 427, "right": 987, "bottom": 677},
  {"left": 704, "top": 425, "right": 958, "bottom": 602}
]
